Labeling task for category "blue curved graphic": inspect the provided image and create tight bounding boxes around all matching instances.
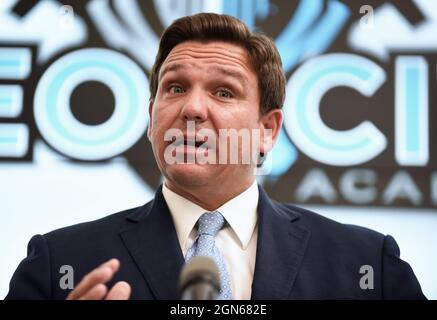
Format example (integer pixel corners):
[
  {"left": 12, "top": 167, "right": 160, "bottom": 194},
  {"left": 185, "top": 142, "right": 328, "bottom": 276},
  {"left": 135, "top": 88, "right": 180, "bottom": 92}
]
[{"left": 277, "top": 0, "right": 350, "bottom": 73}]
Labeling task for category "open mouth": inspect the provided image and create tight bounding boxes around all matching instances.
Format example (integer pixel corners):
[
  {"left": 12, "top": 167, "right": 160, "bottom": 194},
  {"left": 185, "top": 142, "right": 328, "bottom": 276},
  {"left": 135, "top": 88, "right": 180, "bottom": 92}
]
[
  {"left": 172, "top": 135, "right": 211, "bottom": 150},
  {"left": 183, "top": 139, "right": 207, "bottom": 148}
]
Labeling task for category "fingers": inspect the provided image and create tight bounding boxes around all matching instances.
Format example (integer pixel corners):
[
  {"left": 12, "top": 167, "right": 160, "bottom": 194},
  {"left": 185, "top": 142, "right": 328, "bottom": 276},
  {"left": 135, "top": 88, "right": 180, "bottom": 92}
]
[
  {"left": 78, "top": 284, "right": 108, "bottom": 300},
  {"left": 105, "top": 281, "right": 131, "bottom": 300},
  {"left": 67, "top": 258, "right": 120, "bottom": 300}
]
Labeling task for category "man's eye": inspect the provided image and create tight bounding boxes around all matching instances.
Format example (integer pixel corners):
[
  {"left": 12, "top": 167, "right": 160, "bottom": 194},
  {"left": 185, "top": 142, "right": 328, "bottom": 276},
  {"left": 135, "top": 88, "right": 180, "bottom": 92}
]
[
  {"left": 216, "top": 89, "right": 232, "bottom": 98},
  {"left": 169, "top": 85, "right": 185, "bottom": 94}
]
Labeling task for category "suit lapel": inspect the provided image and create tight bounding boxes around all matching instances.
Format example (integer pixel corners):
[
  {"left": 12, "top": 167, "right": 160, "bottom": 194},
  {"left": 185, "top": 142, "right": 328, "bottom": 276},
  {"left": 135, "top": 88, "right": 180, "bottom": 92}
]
[
  {"left": 251, "top": 187, "right": 310, "bottom": 300},
  {"left": 118, "top": 184, "right": 310, "bottom": 300},
  {"left": 119, "top": 186, "right": 185, "bottom": 299}
]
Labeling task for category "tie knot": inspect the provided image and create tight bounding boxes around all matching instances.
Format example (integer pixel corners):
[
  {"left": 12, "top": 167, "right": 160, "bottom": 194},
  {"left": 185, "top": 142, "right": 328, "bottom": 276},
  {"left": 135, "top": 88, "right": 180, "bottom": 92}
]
[{"left": 197, "top": 211, "right": 225, "bottom": 237}]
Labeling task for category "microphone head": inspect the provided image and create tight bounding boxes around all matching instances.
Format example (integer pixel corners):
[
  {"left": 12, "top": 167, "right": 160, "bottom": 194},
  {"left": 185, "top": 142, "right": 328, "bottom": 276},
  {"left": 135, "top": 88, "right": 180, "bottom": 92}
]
[{"left": 179, "top": 256, "right": 221, "bottom": 300}]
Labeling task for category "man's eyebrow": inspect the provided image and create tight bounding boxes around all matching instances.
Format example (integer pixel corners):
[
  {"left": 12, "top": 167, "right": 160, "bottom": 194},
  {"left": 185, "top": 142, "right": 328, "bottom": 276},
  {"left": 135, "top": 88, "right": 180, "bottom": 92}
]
[
  {"left": 159, "top": 63, "right": 185, "bottom": 80},
  {"left": 210, "top": 66, "right": 248, "bottom": 85},
  {"left": 159, "top": 63, "right": 249, "bottom": 86}
]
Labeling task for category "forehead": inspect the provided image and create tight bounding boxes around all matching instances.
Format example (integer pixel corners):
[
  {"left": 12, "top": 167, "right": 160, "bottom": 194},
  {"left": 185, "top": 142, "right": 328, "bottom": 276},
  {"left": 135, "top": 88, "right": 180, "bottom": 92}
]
[{"left": 160, "top": 41, "right": 255, "bottom": 77}]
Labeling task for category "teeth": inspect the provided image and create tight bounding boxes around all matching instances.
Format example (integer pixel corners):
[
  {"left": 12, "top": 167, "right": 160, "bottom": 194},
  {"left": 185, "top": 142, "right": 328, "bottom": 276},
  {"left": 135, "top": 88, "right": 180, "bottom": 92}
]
[
  {"left": 173, "top": 137, "right": 184, "bottom": 147},
  {"left": 183, "top": 139, "right": 207, "bottom": 148},
  {"left": 170, "top": 136, "right": 210, "bottom": 149}
]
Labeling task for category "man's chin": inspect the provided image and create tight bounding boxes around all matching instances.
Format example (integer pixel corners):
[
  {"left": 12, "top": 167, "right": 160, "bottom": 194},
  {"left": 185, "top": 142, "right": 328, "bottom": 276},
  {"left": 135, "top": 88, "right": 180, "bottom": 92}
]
[{"left": 165, "top": 163, "right": 215, "bottom": 187}]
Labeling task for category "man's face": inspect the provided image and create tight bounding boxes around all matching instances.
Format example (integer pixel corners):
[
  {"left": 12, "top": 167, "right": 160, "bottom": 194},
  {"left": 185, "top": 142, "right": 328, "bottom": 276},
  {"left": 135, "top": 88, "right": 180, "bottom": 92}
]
[{"left": 148, "top": 40, "right": 266, "bottom": 190}]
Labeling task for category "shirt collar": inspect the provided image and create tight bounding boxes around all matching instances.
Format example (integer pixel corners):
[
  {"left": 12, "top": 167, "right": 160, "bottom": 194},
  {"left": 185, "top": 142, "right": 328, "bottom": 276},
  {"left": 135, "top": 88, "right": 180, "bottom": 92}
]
[{"left": 162, "top": 181, "right": 258, "bottom": 251}]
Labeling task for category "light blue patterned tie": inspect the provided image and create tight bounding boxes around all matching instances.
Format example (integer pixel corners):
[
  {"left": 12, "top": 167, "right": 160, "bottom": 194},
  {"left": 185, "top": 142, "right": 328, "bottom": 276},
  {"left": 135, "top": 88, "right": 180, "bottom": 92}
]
[{"left": 185, "top": 211, "right": 232, "bottom": 300}]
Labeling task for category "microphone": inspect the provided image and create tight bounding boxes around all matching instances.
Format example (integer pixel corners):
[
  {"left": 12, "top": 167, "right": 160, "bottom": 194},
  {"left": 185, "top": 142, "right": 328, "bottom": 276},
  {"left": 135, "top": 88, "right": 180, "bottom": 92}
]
[{"left": 179, "top": 256, "right": 221, "bottom": 300}]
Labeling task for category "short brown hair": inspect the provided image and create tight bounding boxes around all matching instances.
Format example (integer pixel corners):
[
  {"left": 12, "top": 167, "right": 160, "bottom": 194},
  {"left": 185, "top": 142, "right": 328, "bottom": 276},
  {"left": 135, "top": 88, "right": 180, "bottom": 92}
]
[{"left": 149, "top": 13, "right": 286, "bottom": 114}]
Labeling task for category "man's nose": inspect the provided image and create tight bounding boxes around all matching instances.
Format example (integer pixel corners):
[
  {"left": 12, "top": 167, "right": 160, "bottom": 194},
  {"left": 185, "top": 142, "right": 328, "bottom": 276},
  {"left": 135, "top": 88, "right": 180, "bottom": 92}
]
[{"left": 180, "top": 89, "right": 208, "bottom": 122}]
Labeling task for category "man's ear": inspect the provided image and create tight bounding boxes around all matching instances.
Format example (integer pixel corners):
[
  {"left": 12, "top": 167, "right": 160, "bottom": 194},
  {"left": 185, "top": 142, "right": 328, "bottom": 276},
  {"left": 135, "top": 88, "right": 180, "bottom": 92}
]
[
  {"left": 147, "top": 99, "right": 154, "bottom": 141},
  {"left": 259, "top": 109, "right": 283, "bottom": 155}
]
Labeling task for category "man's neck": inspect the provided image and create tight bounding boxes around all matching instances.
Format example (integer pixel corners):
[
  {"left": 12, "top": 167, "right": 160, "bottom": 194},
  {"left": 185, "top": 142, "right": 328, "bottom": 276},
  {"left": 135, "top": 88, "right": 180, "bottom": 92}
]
[{"left": 164, "top": 178, "right": 256, "bottom": 211}]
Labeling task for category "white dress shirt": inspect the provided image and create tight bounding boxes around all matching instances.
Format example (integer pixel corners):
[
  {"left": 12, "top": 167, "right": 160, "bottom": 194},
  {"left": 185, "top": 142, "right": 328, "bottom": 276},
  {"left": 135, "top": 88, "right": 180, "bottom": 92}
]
[{"left": 162, "top": 181, "right": 259, "bottom": 300}]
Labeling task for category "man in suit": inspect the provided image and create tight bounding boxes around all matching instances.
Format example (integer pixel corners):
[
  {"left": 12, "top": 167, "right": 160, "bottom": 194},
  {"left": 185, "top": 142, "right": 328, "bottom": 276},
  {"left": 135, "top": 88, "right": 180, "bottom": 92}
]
[{"left": 6, "top": 13, "right": 426, "bottom": 300}]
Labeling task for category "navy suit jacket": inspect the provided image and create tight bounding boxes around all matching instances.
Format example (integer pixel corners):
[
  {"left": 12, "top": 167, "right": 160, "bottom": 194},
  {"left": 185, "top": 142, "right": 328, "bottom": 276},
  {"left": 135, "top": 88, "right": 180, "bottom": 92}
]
[{"left": 5, "top": 185, "right": 426, "bottom": 299}]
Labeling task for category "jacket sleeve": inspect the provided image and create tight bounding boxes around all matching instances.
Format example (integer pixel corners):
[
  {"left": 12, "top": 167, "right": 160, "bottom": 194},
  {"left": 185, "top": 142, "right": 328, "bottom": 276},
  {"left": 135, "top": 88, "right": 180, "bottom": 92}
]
[
  {"left": 5, "top": 235, "right": 52, "bottom": 300},
  {"left": 381, "top": 235, "right": 427, "bottom": 300}
]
